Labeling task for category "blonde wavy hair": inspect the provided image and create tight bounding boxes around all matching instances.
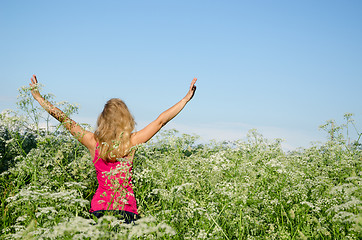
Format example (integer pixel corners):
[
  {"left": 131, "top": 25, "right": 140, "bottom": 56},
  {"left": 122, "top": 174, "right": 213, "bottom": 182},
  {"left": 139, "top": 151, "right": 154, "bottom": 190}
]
[{"left": 94, "top": 98, "right": 135, "bottom": 161}]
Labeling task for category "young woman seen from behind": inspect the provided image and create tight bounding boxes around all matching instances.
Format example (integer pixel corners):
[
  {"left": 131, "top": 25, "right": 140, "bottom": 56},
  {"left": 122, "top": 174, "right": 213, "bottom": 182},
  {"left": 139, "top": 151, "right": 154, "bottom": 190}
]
[{"left": 29, "top": 75, "right": 197, "bottom": 223}]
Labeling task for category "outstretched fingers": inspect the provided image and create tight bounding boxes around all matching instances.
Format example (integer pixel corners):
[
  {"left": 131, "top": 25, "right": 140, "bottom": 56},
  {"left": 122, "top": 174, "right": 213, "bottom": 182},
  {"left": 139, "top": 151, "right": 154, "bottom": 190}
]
[
  {"left": 190, "top": 78, "right": 197, "bottom": 92},
  {"left": 29, "top": 75, "right": 41, "bottom": 99},
  {"left": 29, "top": 75, "right": 39, "bottom": 89},
  {"left": 191, "top": 78, "right": 197, "bottom": 88},
  {"left": 185, "top": 77, "right": 197, "bottom": 101},
  {"left": 31, "top": 75, "right": 38, "bottom": 85}
]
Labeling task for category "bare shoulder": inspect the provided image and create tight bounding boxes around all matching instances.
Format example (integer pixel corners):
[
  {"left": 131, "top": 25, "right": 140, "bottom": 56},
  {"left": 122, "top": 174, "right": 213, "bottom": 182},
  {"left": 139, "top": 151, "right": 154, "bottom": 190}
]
[
  {"left": 130, "top": 120, "right": 162, "bottom": 146},
  {"left": 82, "top": 131, "right": 97, "bottom": 158},
  {"left": 130, "top": 132, "right": 138, "bottom": 146},
  {"left": 130, "top": 131, "right": 147, "bottom": 147}
]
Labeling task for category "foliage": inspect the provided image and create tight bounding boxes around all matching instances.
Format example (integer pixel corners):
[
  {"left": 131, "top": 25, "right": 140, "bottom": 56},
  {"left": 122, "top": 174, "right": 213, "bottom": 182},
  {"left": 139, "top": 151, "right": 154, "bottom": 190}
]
[{"left": 0, "top": 87, "right": 361, "bottom": 239}]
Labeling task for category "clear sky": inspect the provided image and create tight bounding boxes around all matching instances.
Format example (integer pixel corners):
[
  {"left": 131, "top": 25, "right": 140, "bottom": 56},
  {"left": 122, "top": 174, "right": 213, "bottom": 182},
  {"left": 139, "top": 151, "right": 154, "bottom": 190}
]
[{"left": 1, "top": 0, "right": 362, "bottom": 150}]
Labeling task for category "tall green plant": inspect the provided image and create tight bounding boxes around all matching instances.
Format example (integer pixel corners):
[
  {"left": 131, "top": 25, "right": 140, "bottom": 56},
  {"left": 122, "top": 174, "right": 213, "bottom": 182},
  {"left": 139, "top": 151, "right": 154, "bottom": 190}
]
[{"left": 1, "top": 85, "right": 361, "bottom": 239}]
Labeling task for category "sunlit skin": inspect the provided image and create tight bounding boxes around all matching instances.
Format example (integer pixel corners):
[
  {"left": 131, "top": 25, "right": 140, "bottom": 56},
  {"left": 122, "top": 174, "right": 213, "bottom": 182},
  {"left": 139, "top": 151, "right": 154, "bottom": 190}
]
[{"left": 30, "top": 75, "right": 197, "bottom": 159}]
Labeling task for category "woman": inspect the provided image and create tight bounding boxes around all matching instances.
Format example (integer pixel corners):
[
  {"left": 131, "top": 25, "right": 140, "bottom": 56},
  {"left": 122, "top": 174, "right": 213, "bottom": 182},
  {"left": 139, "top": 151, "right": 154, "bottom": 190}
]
[{"left": 29, "top": 75, "right": 197, "bottom": 223}]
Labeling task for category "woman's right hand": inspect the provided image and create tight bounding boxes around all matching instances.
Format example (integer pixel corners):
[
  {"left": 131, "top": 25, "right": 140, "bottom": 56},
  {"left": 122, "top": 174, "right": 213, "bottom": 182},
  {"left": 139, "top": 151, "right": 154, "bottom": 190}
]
[
  {"left": 29, "top": 75, "right": 41, "bottom": 99},
  {"left": 183, "top": 78, "right": 197, "bottom": 102}
]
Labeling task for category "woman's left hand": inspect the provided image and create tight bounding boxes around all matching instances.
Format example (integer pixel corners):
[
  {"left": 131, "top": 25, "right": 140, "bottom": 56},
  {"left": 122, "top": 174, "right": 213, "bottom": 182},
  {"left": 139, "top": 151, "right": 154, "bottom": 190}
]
[{"left": 29, "top": 75, "right": 41, "bottom": 99}]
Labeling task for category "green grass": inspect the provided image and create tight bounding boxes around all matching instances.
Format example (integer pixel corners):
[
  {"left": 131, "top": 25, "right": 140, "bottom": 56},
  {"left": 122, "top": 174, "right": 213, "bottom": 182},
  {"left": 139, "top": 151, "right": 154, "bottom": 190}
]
[{"left": 0, "top": 89, "right": 361, "bottom": 239}]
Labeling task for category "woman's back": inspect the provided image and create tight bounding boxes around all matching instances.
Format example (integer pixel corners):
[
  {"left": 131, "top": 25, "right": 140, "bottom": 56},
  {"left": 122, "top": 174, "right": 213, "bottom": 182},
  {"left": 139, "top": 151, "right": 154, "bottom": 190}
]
[{"left": 90, "top": 143, "right": 138, "bottom": 214}]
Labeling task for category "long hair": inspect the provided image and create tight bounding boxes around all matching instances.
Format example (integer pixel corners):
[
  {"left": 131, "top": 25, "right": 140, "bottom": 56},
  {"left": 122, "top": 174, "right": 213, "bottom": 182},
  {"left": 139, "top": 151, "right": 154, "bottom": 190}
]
[{"left": 94, "top": 98, "right": 135, "bottom": 161}]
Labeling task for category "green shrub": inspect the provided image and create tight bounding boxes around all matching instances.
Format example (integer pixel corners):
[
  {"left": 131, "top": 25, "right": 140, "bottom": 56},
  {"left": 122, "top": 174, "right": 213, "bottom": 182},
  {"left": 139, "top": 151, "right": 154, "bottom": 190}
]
[{"left": 0, "top": 87, "right": 361, "bottom": 239}]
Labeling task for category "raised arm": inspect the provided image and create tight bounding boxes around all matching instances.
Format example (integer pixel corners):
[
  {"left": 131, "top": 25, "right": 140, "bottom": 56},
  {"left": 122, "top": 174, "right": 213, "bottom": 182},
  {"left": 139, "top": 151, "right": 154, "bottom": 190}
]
[
  {"left": 131, "top": 78, "right": 197, "bottom": 146},
  {"left": 29, "top": 75, "right": 96, "bottom": 152}
]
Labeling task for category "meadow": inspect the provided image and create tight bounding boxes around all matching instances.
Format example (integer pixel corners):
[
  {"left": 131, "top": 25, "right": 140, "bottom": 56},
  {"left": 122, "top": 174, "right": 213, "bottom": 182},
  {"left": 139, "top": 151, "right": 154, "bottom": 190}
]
[{"left": 0, "top": 87, "right": 361, "bottom": 239}]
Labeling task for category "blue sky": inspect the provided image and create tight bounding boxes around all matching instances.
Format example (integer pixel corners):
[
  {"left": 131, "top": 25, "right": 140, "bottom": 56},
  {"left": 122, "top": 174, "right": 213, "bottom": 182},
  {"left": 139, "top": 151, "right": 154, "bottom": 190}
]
[{"left": 1, "top": 0, "right": 362, "bottom": 150}]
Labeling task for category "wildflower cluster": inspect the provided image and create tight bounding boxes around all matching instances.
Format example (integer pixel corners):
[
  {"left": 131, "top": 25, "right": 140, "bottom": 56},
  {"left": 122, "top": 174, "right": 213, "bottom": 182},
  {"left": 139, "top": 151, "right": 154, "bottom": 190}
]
[
  {"left": 0, "top": 88, "right": 361, "bottom": 239},
  {"left": 132, "top": 127, "right": 361, "bottom": 239}
]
